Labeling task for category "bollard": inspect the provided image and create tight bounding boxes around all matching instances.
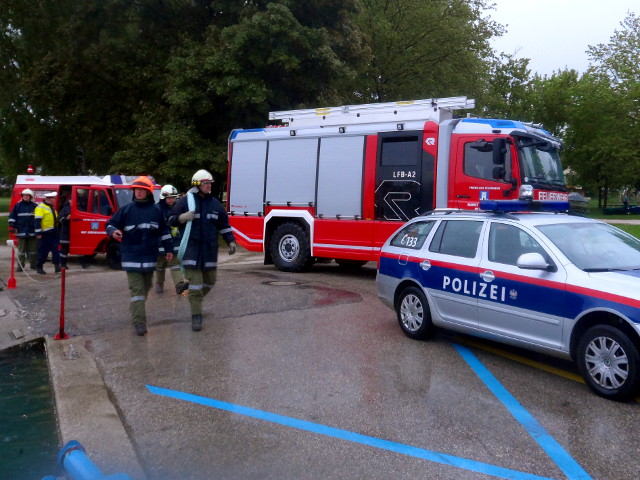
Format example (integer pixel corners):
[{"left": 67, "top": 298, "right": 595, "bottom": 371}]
[
  {"left": 54, "top": 267, "right": 69, "bottom": 340},
  {"left": 49, "top": 440, "right": 133, "bottom": 480},
  {"left": 6, "top": 239, "right": 16, "bottom": 289}
]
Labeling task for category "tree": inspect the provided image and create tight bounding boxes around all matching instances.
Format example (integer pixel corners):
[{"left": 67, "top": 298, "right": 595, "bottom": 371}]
[{"left": 349, "top": 0, "right": 503, "bottom": 103}]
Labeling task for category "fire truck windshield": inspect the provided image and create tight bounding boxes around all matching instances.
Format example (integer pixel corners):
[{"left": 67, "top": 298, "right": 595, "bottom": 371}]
[{"left": 518, "top": 143, "right": 565, "bottom": 190}]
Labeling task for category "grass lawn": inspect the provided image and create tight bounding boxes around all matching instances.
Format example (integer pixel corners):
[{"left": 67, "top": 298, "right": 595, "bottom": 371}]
[{"left": 0, "top": 197, "right": 9, "bottom": 213}]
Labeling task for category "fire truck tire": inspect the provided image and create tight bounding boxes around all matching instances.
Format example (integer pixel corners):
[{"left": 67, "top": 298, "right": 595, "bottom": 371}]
[
  {"left": 336, "top": 259, "right": 367, "bottom": 269},
  {"left": 270, "top": 222, "right": 313, "bottom": 272},
  {"left": 106, "top": 242, "right": 122, "bottom": 270}
]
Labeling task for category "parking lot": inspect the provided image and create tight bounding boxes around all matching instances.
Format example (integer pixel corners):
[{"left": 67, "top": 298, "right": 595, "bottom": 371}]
[{"left": 2, "top": 246, "right": 640, "bottom": 480}]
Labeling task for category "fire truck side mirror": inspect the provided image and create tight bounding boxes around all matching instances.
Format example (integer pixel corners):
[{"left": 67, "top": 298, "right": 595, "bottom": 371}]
[{"left": 492, "top": 138, "right": 507, "bottom": 165}]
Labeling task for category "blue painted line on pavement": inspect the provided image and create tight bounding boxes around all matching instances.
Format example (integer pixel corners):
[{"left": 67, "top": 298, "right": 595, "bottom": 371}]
[
  {"left": 453, "top": 344, "right": 593, "bottom": 480},
  {"left": 147, "top": 384, "right": 556, "bottom": 480}
]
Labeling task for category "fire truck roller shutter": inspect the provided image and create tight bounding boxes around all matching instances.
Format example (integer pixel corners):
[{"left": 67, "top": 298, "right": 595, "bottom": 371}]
[
  {"left": 317, "top": 136, "right": 365, "bottom": 218},
  {"left": 265, "top": 138, "right": 318, "bottom": 206},
  {"left": 229, "top": 140, "right": 267, "bottom": 214}
]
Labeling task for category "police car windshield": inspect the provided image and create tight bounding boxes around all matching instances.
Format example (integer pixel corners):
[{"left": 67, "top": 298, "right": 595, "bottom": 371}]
[
  {"left": 519, "top": 145, "right": 565, "bottom": 189},
  {"left": 537, "top": 222, "right": 640, "bottom": 271}
]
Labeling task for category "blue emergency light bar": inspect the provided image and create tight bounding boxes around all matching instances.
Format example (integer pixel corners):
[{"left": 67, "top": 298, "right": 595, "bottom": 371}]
[{"left": 479, "top": 200, "right": 570, "bottom": 213}]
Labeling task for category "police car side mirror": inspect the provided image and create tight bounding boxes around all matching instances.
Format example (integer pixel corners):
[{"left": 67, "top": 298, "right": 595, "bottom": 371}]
[{"left": 516, "top": 252, "right": 557, "bottom": 272}]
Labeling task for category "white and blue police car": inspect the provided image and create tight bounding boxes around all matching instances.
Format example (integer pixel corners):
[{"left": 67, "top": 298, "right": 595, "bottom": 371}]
[{"left": 376, "top": 200, "right": 640, "bottom": 401}]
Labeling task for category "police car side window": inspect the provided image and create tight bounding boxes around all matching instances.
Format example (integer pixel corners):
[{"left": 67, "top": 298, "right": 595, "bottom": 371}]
[
  {"left": 390, "top": 221, "right": 435, "bottom": 250},
  {"left": 429, "top": 220, "right": 482, "bottom": 258},
  {"left": 488, "top": 223, "right": 545, "bottom": 265}
]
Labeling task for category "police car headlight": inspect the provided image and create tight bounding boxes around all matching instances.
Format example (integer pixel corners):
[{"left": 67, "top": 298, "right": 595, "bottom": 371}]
[{"left": 519, "top": 184, "right": 534, "bottom": 201}]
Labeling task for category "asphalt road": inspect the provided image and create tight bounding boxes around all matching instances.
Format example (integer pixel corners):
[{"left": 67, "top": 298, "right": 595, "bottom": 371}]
[{"left": 2, "top": 246, "right": 640, "bottom": 480}]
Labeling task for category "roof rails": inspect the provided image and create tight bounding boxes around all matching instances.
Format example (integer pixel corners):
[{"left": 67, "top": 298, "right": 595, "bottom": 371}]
[{"left": 270, "top": 97, "right": 475, "bottom": 128}]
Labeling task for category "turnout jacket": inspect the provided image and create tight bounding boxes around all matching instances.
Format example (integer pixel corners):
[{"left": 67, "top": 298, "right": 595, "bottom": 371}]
[
  {"left": 9, "top": 200, "right": 36, "bottom": 237},
  {"left": 168, "top": 189, "right": 235, "bottom": 271},
  {"left": 156, "top": 199, "right": 181, "bottom": 255},
  {"left": 34, "top": 202, "right": 58, "bottom": 234},
  {"left": 106, "top": 198, "right": 174, "bottom": 273}
]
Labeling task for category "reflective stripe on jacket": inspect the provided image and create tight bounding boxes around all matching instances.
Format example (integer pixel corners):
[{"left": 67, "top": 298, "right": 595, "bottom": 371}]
[{"left": 34, "top": 202, "right": 58, "bottom": 233}]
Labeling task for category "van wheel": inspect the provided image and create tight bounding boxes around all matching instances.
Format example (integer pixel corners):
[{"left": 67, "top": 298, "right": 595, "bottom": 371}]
[
  {"left": 106, "top": 243, "right": 122, "bottom": 270},
  {"left": 270, "top": 223, "right": 312, "bottom": 272},
  {"left": 577, "top": 325, "right": 640, "bottom": 401},
  {"left": 395, "top": 286, "right": 434, "bottom": 340}
]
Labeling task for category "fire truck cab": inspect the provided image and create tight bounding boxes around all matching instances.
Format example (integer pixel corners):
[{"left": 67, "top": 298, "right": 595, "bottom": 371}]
[{"left": 227, "top": 97, "right": 569, "bottom": 272}]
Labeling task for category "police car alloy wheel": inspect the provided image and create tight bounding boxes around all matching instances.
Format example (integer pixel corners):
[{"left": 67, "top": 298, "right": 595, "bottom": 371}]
[
  {"left": 577, "top": 325, "right": 640, "bottom": 402},
  {"left": 395, "top": 286, "right": 434, "bottom": 340}
]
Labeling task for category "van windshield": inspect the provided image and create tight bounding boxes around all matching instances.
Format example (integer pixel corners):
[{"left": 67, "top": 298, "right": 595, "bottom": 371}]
[
  {"left": 519, "top": 145, "right": 565, "bottom": 189},
  {"left": 114, "top": 187, "right": 160, "bottom": 207}
]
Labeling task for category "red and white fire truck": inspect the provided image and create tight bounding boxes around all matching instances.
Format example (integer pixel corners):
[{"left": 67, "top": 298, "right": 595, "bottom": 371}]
[
  {"left": 226, "top": 97, "right": 569, "bottom": 272},
  {"left": 10, "top": 174, "right": 160, "bottom": 269}
]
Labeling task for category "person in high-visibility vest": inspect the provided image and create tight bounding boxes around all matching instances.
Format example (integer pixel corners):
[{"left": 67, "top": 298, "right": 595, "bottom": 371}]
[
  {"left": 106, "top": 176, "right": 174, "bottom": 336},
  {"left": 8, "top": 188, "right": 37, "bottom": 271},
  {"left": 34, "top": 191, "right": 61, "bottom": 274},
  {"left": 168, "top": 169, "right": 237, "bottom": 332}
]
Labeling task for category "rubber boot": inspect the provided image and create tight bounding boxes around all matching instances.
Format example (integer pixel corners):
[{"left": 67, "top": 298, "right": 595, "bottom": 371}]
[
  {"left": 54, "top": 264, "right": 61, "bottom": 273},
  {"left": 191, "top": 314, "right": 202, "bottom": 332},
  {"left": 155, "top": 282, "right": 164, "bottom": 293},
  {"left": 36, "top": 266, "right": 46, "bottom": 275},
  {"left": 175, "top": 281, "right": 189, "bottom": 295},
  {"left": 135, "top": 323, "right": 148, "bottom": 336}
]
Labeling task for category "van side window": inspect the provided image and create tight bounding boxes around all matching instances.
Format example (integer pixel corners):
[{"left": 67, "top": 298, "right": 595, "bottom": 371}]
[
  {"left": 91, "top": 190, "right": 113, "bottom": 216},
  {"left": 76, "top": 189, "right": 89, "bottom": 212},
  {"left": 390, "top": 221, "right": 436, "bottom": 250},
  {"left": 429, "top": 220, "right": 483, "bottom": 258},
  {"left": 463, "top": 142, "right": 511, "bottom": 181}
]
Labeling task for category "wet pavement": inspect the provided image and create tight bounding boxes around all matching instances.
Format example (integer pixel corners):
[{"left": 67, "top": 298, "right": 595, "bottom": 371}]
[{"left": 1, "top": 244, "right": 640, "bottom": 480}]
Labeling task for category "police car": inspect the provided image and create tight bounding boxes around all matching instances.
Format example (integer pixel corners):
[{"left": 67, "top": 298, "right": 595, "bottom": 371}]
[{"left": 376, "top": 200, "right": 640, "bottom": 401}]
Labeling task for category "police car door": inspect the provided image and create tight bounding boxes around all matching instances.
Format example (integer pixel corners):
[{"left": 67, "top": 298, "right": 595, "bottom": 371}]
[
  {"left": 420, "top": 219, "right": 485, "bottom": 328},
  {"left": 477, "top": 221, "right": 567, "bottom": 349}
]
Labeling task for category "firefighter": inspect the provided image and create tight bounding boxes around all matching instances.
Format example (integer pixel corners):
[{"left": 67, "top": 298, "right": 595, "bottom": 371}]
[
  {"left": 168, "top": 169, "right": 237, "bottom": 331},
  {"left": 155, "top": 184, "right": 184, "bottom": 293},
  {"left": 106, "top": 176, "right": 174, "bottom": 336},
  {"left": 8, "top": 188, "right": 37, "bottom": 271},
  {"left": 34, "top": 191, "right": 61, "bottom": 274}
]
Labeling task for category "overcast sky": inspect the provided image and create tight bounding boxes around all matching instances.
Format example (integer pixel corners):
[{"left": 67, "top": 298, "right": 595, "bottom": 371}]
[{"left": 488, "top": 0, "right": 638, "bottom": 76}]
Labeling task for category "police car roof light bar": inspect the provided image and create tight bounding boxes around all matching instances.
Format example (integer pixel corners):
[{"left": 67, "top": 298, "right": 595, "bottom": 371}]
[{"left": 479, "top": 200, "right": 570, "bottom": 213}]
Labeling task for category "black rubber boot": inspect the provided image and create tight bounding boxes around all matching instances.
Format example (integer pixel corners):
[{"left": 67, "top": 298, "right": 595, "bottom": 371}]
[
  {"left": 191, "top": 314, "right": 202, "bottom": 332},
  {"left": 54, "top": 264, "right": 61, "bottom": 273},
  {"left": 176, "top": 281, "right": 189, "bottom": 295},
  {"left": 135, "top": 323, "right": 148, "bottom": 336},
  {"left": 36, "top": 266, "right": 46, "bottom": 275}
]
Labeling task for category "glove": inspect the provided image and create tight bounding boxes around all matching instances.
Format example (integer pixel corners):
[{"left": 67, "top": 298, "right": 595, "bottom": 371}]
[
  {"left": 179, "top": 211, "right": 196, "bottom": 223},
  {"left": 228, "top": 242, "right": 237, "bottom": 255}
]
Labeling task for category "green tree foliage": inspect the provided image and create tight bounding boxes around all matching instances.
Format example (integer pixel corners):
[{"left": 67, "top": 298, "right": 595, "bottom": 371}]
[
  {"left": 350, "top": 0, "right": 502, "bottom": 103},
  {"left": 561, "top": 12, "right": 640, "bottom": 203}
]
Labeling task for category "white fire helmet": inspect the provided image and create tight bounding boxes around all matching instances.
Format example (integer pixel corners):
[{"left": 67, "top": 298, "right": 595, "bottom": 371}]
[
  {"left": 21, "top": 188, "right": 34, "bottom": 197},
  {"left": 160, "top": 184, "right": 179, "bottom": 199},
  {"left": 191, "top": 169, "right": 213, "bottom": 186}
]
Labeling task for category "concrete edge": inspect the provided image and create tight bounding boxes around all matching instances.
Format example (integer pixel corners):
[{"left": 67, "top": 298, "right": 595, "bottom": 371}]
[{"left": 46, "top": 336, "right": 148, "bottom": 480}]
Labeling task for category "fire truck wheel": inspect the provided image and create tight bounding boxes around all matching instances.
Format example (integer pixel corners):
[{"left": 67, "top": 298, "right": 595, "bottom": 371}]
[
  {"left": 106, "top": 242, "right": 122, "bottom": 270},
  {"left": 270, "top": 222, "right": 313, "bottom": 272}
]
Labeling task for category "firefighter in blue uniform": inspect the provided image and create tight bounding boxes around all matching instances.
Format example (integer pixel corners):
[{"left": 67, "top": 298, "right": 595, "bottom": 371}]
[
  {"left": 34, "top": 191, "right": 61, "bottom": 274},
  {"left": 155, "top": 184, "right": 184, "bottom": 293},
  {"left": 168, "top": 169, "right": 237, "bottom": 332},
  {"left": 8, "top": 188, "right": 37, "bottom": 271},
  {"left": 106, "top": 176, "right": 174, "bottom": 336}
]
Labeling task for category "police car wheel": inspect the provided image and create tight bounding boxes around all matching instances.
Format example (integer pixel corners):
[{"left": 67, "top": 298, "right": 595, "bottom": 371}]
[
  {"left": 395, "top": 286, "right": 434, "bottom": 340},
  {"left": 270, "top": 223, "right": 312, "bottom": 272},
  {"left": 577, "top": 325, "right": 640, "bottom": 402}
]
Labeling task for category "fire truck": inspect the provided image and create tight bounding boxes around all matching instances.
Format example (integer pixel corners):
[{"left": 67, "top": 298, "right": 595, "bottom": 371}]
[
  {"left": 226, "top": 97, "right": 569, "bottom": 272},
  {"left": 10, "top": 175, "right": 161, "bottom": 269}
]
